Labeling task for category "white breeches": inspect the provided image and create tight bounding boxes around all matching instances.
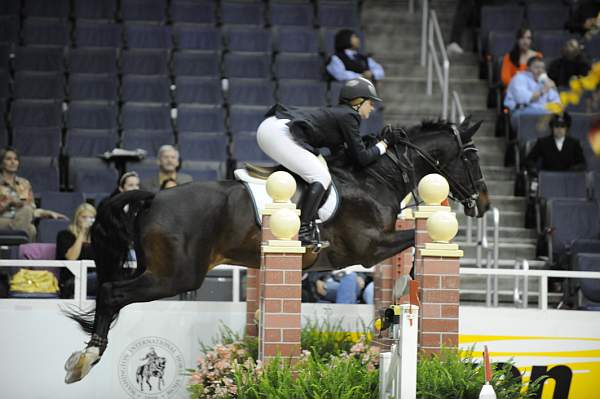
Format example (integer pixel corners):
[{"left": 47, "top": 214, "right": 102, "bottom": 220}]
[{"left": 256, "top": 116, "right": 332, "bottom": 188}]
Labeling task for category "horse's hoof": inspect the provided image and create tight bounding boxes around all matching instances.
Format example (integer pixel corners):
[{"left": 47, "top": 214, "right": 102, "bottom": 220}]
[{"left": 64, "top": 347, "right": 100, "bottom": 384}]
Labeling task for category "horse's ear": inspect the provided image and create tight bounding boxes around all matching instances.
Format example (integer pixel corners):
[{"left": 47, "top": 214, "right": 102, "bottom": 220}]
[
  {"left": 458, "top": 115, "right": 472, "bottom": 130},
  {"left": 460, "top": 120, "right": 483, "bottom": 142}
]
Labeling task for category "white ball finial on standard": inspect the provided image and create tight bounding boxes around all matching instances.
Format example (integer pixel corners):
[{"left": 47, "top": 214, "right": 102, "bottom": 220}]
[
  {"left": 266, "top": 171, "right": 296, "bottom": 203},
  {"left": 418, "top": 173, "right": 449, "bottom": 205},
  {"left": 427, "top": 210, "right": 459, "bottom": 243},
  {"left": 270, "top": 208, "right": 301, "bottom": 240}
]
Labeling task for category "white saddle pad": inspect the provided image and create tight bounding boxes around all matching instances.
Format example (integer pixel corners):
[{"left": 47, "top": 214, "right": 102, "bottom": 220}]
[{"left": 234, "top": 169, "right": 340, "bottom": 225}]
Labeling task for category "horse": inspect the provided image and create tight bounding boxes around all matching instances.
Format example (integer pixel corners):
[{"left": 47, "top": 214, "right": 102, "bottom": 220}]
[
  {"left": 63, "top": 119, "right": 490, "bottom": 383},
  {"left": 136, "top": 356, "right": 166, "bottom": 392}
]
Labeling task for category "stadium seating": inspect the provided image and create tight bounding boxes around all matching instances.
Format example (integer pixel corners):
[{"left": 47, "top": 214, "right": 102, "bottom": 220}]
[
  {"left": 64, "top": 129, "right": 118, "bottom": 157},
  {"left": 121, "top": 0, "right": 167, "bottom": 23},
  {"left": 69, "top": 157, "right": 118, "bottom": 193},
  {"left": 228, "top": 105, "right": 268, "bottom": 134},
  {"left": 170, "top": 1, "right": 217, "bottom": 25},
  {"left": 573, "top": 253, "right": 600, "bottom": 309},
  {"left": 180, "top": 160, "right": 223, "bottom": 181},
  {"left": 121, "top": 49, "right": 170, "bottom": 75},
  {"left": 175, "top": 77, "right": 223, "bottom": 105},
  {"left": 66, "top": 101, "right": 118, "bottom": 130},
  {"left": 11, "top": 100, "right": 63, "bottom": 128},
  {"left": 317, "top": 1, "right": 359, "bottom": 29},
  {"left": 68, "top": 48, "right": 118, "bottom": 74},
  {"left": 233, "top": 133, "right": 271, "bottom": 163},
  {"left": 124, "top": 23, "right": 172, "bottom": 49},
  {"left": 15, "top": 47, "right": 65, "bottom": 72},
  {"left": 25, "top": 0, "right": 70, "bottom": 19},
  {"left": 172, "top": 50, "right": 220, "bottom": 77},
  {"left": 277, "top": 79, "right": 327, "bottom": 107},
  {"left": 37, "top": 219, "right": 70, "bottom": 244},
  {"left": 480, "top": 5, "right": 524, "bottom": 53},
  {"left": 14, "top": 72, "right": 65, "bottom": 100},
  {"left": 224, "top": 26, "right": 272, "bottom": 53},
  {"left": 527, "top": 4, "right": 570, "bottom": 31},
  {"left": 73, "top": 0, "right": 118, "bottom": 20},
  {"left": 121, "top": 75, "right": 172, "bottom": 103},
  {"left": 221, "top": 1, "right": 265, "bottom": 26},
  {"left": 274, "top": 26, "right": 320, "bottom": 54},
  {"left": 22, "top": 19, "right": 69, "bottom": 47},
  {"left": 270, "top": 1, "right": 314, "bottom": 27},
  {"left": 121, "top": 129, "right": 174, "bottom": 156},
  {"left": 38, "top": 191, "right": 86, "bottom": 217},
  {"left": 178, "top": 133, "right": 228, "bottom": 161},
  {"left": 12, "top": 127, "right": 61, "bottom": 156},
  {"left": 68, "top": 74, "right": 118, "bottom": 101},
  {"left": 173, "top": 25, "right": 222, "bottom": 51},
  {"left": 274, "top": 53, "right": 323, "bottom": 80},
  {"left": 176, "top": 104, "right": 225, "bottom": 133},
  {"left": 224, "top": 52, "right": 272, "bottom": 78},
  {"left": 19, "top": 156, "right": 60, "bottom": 192},
  {"left": 0, "top": 16, "right": 19, "bottom": 45},
  {"left": 74, "top": 21, "right": 122, "bottom": 48},
  {"left": 121, "top": 103, "right": 172, "bottom": 131},
  {"left": 227, "top": 78, "right": 275, "bottom": 106}
]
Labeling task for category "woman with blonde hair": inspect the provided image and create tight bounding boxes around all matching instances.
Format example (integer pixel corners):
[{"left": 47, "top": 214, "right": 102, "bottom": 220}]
[{"left": 56, "top": 203, "right": 96, "bottom": 261}]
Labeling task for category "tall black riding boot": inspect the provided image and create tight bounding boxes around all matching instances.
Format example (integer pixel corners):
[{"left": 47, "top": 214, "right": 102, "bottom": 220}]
[{"left": 298, "top": 182, "right": 329, "bottom": 249}]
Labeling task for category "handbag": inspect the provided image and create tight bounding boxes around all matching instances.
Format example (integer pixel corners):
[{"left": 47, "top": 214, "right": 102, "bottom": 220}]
[{"left": 9, "top": 268, "right": 59, "bottom": 294}]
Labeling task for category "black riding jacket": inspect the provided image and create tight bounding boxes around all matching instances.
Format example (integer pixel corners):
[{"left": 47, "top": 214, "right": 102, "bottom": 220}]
[{"left": 265, "top": 103, "right": 380, "bottom": 167}]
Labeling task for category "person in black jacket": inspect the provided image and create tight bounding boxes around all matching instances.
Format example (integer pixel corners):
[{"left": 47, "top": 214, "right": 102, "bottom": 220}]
[
  {"left": 256, "top": 77, "right": 393, "bottom": 248},
  {"left": 525, "top": 112, "right": 586, "bottom": 176},
  {"left": 548, "top": 39, "right": 591, "bottom": 88}
]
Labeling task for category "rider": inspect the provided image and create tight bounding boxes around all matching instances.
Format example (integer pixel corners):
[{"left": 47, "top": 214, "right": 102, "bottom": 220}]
[{"left": 256, "top": 77, "right": 395, "bottom": 248}]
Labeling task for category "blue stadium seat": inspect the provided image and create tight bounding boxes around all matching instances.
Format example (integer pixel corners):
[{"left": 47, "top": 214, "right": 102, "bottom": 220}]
[
  {"left": 0, "top": 0, "right": 20, "bottom": 16},
  {"left": 180, "top": 160, "right": 223, "bottom": 181},
  {"left": 12, "top": 127, "right": 61, "bottom": 156},
  {"left": 274, "top": 53, "right": 323, "bottom": 80},
  {"left": 73, "top": 0, "right": 118, "bottom": 20},
  {"left": 121, "top": 129, "right": 174, "bottom": 156},
  {"left": 0, "top": 70, "right": 9, "bottom": 98},
  {"left": 224, "top": 26, "right": 272, "bottom": 53},
  {"left": 228, "top": 105, "right": 267, "bottom": 133},
  {"left": 0, "top": 45, "right": 9, "bottom": 70},
  {"left": 39, "top": 191, "right": 86, "bottom": 217},
  {"left": 275, "top": 26, "right": 319, "bottom": 54},
  {"left": 536, "top": 31, "right": 575, "bottom": 60},
  {"left": 75, "top": 21, "right": 122, "bottom": 48},
  {"left": 516, "top": 113, "right": 551, "bottom": 145},
  {"left": 176, "top": 104, "right": 225, "bottom": 132},
  {"left": 527, "top": 5, "right": 569, "bottom": 31},
  {"left": 170, "top": 0, "right": 217, "bottom": 24},
  {"left": 227, "top": 78, "right": 275, "bottom": 106},
  {"left": 22, "top": 19, "right": 69, "bottom": 47},
  {"left": 328, "top": 80, "right": 343, "bottom": 105},
  {"left": 270, "top": 1, "right": 314, "bottom": 26},
  {"left": 584, "top": 35, "right": 600, "bottom": 62},
  {"left": 569, "top": 113, "right": 595, "bottom": 143},
  {"left": 223, "top": 52, "right": 271, "bottom": 78},
  {"left": 126, "top": 158, "right": 160, "bottom": 182},
  {"left": 178, "top": 133, "right": 228, "bottom": 161},
  {"left": 317, "top": 1, "right": 359, "bottom": 29},
  {"left": 124, "top": 23, "right": 172, "bottom": 49},
  {"left": 14, "top": 71, "right": 65, "bottom": 100},
  {"left": 68, "top": 48, "right": 117, "bottom": 74},
  {"left": 19, "top": 156, "right": 60, "bottom": 192},
  {"left": 546, "top": 199, "right": 600, "bottom": 259},
  {"left": 277, "top": 79, "right": 326, "bottom": 107},
  {"left": 174, "top": 77, "right": 222, "bottom": 105},
  {"left": 222, "top": 1, "right": 265, "bottom": 26},
  {"left": 66, "top": 101, "right": 118, "bottom": 130},
  {"left": 121, "top": 103, "right": 172, "bottom": 130},
  {"left": 233, "top": 133, "right": 271, "bottom": 162},
  {"left": 68, "top": 74, "right": 118, "bottom": 101},
  {"left": 573, "top": 253, "right": 600, "bottom": 309},
  {"left": 121, "top": 49, "right": 169, "bottom": 75},
  {"left": 15, "top": 47, "right": 65, "bottom": 72},
  {"left": 65, "top": 129, "right": 118, "bottom": 156},
  {"left": 538, "top": 171, "right": 588, "bottom": 200},
  {"left": 488, "top": 31, "right": 515, "bottom": 60},
  {"left": 69, "top": 157, "right": 119, "bottom": 193},
  {"left": 173, "top": 25, "right": 221, "bottom": 51},
  {"left": 11, "top": 100, "right": 63, "bottom": 128},
  {"left": 121, "top": 75, "right": 171, "bottom": 103},
  {"left": 121, "top": 0, "right": 167, "bottom": 23},
  {"left": 25, "top": 0, "right": 69, "bottom": 19},
  {"left": 0, "top": 16, "right": 19, "bottom": 45},
  {"left": 37, "top": 219, "right": 70, "bottom": 243},
  {"left": 172, "top": 50, "right": 220, "bottom": 77},
  {"left": 480, "top": 6, "right": 525, "bottom": 53}
]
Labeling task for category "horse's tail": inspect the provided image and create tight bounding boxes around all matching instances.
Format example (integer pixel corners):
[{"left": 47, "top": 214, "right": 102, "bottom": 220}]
[{"left": 63, "top": 190, "right": 155, "bottom": 335}]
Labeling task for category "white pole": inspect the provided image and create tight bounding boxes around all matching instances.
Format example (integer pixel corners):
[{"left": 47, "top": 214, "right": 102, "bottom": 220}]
[{"left": 398, "top": 304, "right": 418, "bottom": 399}]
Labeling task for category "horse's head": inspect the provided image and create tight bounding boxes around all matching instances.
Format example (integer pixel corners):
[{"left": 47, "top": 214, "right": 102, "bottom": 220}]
[{"left": 393, "top": 119, "right": 490, "bottom": 217}]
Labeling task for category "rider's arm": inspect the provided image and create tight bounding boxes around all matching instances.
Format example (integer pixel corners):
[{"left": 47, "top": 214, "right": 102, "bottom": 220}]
[
  {"left": 326, "top": 55, "right": 362, "bottom": 81},
  {"left": 340, "top": 112, "right": 383, "bottom": 167}
]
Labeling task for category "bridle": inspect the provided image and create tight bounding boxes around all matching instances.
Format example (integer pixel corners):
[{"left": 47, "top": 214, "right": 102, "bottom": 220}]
[{"left": 383, "top": 125, "right": 483, "bottom": 210}]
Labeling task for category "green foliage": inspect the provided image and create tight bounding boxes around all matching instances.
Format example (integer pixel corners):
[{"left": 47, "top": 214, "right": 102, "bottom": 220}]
[{"left": 300, "top": 318, "right": 356, "bottom": 361}]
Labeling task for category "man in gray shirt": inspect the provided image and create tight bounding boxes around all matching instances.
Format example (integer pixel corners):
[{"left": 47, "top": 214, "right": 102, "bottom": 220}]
[{"left": 140, "top": 145, "right": 192, "bottom": 192}]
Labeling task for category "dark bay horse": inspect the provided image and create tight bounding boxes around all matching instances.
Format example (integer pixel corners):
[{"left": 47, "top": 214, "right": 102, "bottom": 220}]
[{"left": 64, "top": 119, "right": 490, "bottom": 383}]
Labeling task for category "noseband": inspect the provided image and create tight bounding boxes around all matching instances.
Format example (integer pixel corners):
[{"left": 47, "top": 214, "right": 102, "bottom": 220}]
[{"left": 385, "top": 126, "right": 482, "bottom": 210}]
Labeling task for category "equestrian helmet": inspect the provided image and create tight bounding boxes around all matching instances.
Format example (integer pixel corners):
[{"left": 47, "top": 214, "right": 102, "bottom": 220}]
[
  {"left": 549, "top": 112, "right": 572, "bottom": 128},
  {"left": 339, "top": 77, "right": 382, "bottom": 104}
]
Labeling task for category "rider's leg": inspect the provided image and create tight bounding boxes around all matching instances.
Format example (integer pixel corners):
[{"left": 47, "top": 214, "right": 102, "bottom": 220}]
[{"left": 257, "top": 116, "right": 332, "bottom": 246}]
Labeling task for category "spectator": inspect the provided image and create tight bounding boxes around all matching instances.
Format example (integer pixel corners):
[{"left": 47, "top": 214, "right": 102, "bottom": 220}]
[
  {"left": 504, "top": 56, "right": 560, "bottom": 130},
  {"left": 139, "top": 145, "right": 192, "bottom": 193},
  {"left": 0, "top": 147, "right": 66, "bottom": 240},
  {"left": 566, "top": 0, "right": 600, "bottom": 35},
  {"left": 447, "top": 0, "right": 482, "bottom": 56},
  {"left": 525, "top": 112, "right": 586, "bottom": 176},
  {"left": 326, "top": 29, "right": 384, "bottom": 82},
  {"left": 56, "top": 203, "right": 95, "bottom": 261},
  {"left": 501, "top": 27, "right": 542, "bottom": 88},
  {"left": 160, "top": 178, "right": 177, "bottom": 190},
  {"left": 548, "top": 39, "right": 591, "bottom": 88},
  {"left": 110, "top": 171, "right": 140, "bottom": 197}
]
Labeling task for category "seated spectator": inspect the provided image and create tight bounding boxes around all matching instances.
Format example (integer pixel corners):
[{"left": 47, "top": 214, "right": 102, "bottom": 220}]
[
  {"left": 140, "top": 145, "right": 192, "bottom": 193},
  {"left": 548, "top": 39, "right": 591, "bottom": 88},
  {"left": 160, "top": 178, "right": 177, "bottom": 190},
  {"left": 326, "top": 29, "right": 384, "bottom": 82},
  {"left": 0, "top": 147, "right": 66, "bottom": 240},
  {"left": 525, "top": 112, "right": 586, "bottom": 176},
  {"left": 504, "top": 56, "right": 560, "bottom": 130},
  {"left": 110, "top": 171, "right": 140, "bottom": 197},
  {"left": 56, "top": 203, "right": 96, "bottom": 298},
  {"left": 566, "top": 0, "right": 600, "bottom": 35},
  {"left": 501, "top": 27, "right": 542, "bottom": 88}
]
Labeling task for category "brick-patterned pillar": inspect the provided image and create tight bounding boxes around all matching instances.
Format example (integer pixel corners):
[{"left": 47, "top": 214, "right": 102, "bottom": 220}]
[
  {"left": 245, "top": 268, "right": 260, "bottom": 336},
  {"left": 258, "top": 172, "right": 305, "bottom": 364},
  {"left": 414, "top": 175, "right": 463, "bottom": 354}
]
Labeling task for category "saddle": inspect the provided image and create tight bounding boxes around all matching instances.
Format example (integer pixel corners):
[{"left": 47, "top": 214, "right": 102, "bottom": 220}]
[{"left": 234, "top": 158, "right": 340, "bottom": 226}]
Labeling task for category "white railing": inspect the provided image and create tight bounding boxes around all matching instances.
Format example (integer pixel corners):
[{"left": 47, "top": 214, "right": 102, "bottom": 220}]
[
  {"left": 450, "top": 90, "right": 465, "bottom": 124},
  {"left": 426, "top": 9, "right": 449, "bottom": 119},
  {"left": 460, "top": 267, "right": 600, "bottom": 311},
  {"left": 420, "top": 0, "right": 428, "bottom": 67}
]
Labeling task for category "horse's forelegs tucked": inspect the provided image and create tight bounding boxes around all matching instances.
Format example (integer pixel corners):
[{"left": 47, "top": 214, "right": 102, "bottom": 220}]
[{"left": 372, "top": 229, "right": 415, "bottom": 262}]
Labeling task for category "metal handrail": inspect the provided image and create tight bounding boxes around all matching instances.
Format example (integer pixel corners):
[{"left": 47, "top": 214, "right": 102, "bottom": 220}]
[
  {"left": 426, "top": 9, "right": 449, "bottom": 119},
  {"left": 420, "top": 0, "right": 428, "bottom": 67},
  {"left": 450, "top": 90, "right": 465, "bottom": 124}
]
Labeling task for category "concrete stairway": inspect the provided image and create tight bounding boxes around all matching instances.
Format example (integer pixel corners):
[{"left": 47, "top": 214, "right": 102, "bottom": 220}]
[{"left": 362, "top": 0, "right": 552, "bottom": 306}]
